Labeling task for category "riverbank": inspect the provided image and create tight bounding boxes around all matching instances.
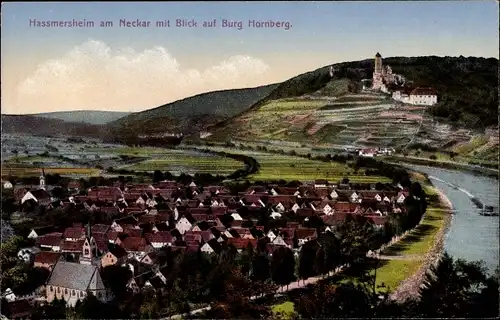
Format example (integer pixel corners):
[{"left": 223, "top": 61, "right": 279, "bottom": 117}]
[
  {"left": 384, "top": 156, "right": 499, "bottom": 180},
  {"left": 387, "top": 185, "right": 453, "bottom": 302}
]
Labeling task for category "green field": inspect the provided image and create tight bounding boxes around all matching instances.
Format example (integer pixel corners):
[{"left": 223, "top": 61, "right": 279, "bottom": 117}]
[
  {"left": 374, "top": 185, "right": 449, "bottom": 292},
  {"left": 374, "top": 259, "right": 423, "bottom": 292},
  {"left": 1, "top": 165, "right": 101, "bottom": 177},
  {"left": 259, "top": 100, "right": 329, "bottom": 112},
  {"left": 86, "top": 146, "right": 179, "bottom": 156},
  {"left": 189, "top": 145, "right": 391, "bottom": 183},
  {"left": 122, "top": 155, "right": 244, "bottom": 174},
  {"left": 272, "top": 301, "right": 295, "bottom": 318}
]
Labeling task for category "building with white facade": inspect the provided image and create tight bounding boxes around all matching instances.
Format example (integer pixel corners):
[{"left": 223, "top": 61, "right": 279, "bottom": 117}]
[{"left": 409, "top": 87, "right": 438, "bottom": 106}]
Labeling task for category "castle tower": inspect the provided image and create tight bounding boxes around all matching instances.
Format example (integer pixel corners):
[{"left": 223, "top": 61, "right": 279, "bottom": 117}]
[
  {"left": 40, "top": 168, "right": 46, "bottom": 190},
  {"left": 374, "top": 52, "right": 383, "bottom": 74}
]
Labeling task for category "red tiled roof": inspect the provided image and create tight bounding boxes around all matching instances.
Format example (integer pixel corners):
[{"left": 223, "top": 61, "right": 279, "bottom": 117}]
[
  {"left": 333, "top": 202, "right": 359, "bottom": 212},
  {"left": 91, "top": 224, "right": 110, "bottom": 234},
  {"left": 410, "top": 87, "right": 437, "bottom": 96},
  {"left": 227, "top": 238, "right": 257, "bottom": 250},
  {"left": 61, "top": 239, "right": 85, "bottom": 252},
  {"left": 38, "top": 233, "right": 63, "bottom": 247},
  {"left": 63, "top": 227, "right": 84, "bottom": 239},
  {"left": 106, "top": 230, "right": 119, "bottom": 241},
  {"left": 34, "top": 251, "right": 61, "bottom": 265},
  {"left": 145, "top": 231, "right": 173, "bottom": 244},
  {"left": 322, "top": 212, "right": 351, "bottom": 226},
  {"left": 120, "top": 237, "right": 148, "bottom": 252},
  {"left": 122, "top": 227, "right": 143, "bottom": 238}
]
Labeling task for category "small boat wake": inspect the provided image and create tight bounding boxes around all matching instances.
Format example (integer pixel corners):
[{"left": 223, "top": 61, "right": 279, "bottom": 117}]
[{"left": 428, "top": 175, "right": 499, "bottom": 216}]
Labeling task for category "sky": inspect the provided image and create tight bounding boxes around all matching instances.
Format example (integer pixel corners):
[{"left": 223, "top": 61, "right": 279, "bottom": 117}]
[{"left": 1, "top": 1, "right": 498, "bottom": 114}]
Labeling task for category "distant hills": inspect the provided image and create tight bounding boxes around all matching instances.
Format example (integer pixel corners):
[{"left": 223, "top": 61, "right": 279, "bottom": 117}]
[
  {"left": 1, "top": 114, "right": 108, "bottom": 139},
  {"left": 2, "top": 55, "right": 496, "bottom": 146},
  {"left": 108, "top": 84, "right": 279, "bottom": 142},
  {"left": 33, "top": 110, "right": 131, "bottom": 125}
]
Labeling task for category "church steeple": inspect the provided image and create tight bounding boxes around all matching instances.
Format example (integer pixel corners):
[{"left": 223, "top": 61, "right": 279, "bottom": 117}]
[{"left": 40, "top": 168, "right": 46, "bottom": 190}]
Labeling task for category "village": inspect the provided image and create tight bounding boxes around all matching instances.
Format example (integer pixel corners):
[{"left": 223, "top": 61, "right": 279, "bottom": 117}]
[{"left": 1, "top": 168, "right": 412, "bottom": 318}]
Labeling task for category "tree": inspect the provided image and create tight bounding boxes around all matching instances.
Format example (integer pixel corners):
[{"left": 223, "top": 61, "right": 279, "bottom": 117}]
[
  {"left": 297, "top": 241, "right": 318, "bottom": 285},
  {"left": 336, "top": 215, "right": 376, "bottom": 267},
  {"left": 271, "top": 246, "right": 295, "bottom": 286},
  {"left": 101, "top": 265, "right": 133, "bottom": 300},
  {"left": 251, "top": 253, "right": 270, "bottom": 282},
  {"left": 314, "top": 246, "right": 328, "bottom": 278},
  {"left": 240, "top": 242, "right": 254, "bottom": 277},
  {"left": 75, "top": 293, "right": 104, "bottom": 318},
  {"left": 153, "top": 170, "right": 164, "bottom": 183},
  {"left": 416, "top": 252, "right": 498, "bottom": 318},
  {"left": 37, "top": 298, "right": 67, "bottom": 320},
  {"left": 296, "top": 281, "right": 374, "bottom": 318}
]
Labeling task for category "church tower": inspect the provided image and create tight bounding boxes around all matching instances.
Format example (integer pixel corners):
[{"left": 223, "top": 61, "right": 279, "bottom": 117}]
[
  {"left": 40, "top": 168, "right": 46, "bottom": 190},
  {"left": 374, "top": 52, "right": 383, "bottom": 74}
]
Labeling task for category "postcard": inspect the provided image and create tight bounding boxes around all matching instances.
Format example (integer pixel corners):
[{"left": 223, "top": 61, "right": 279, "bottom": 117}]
[{"left": 1, "top": 2, "right": 498, "bottom": 319}]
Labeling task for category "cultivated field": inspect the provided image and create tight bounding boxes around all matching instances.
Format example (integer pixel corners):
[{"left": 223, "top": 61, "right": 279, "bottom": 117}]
[
  {"left": 188, "top": 145, "right": 391, "bottom": 183},
  {"left": 120, "top": 155, "right": 244, "bottom": 175},
  {"left": 1, "top": 164, "right": 101, "bottom": 177}
]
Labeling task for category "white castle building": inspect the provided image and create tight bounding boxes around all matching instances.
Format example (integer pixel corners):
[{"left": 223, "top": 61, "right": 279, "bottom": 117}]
[{"left": 373, "top": 52, "right": 437, "bottom": 106}]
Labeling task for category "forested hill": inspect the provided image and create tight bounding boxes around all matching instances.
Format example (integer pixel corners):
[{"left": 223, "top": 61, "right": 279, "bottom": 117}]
[
  {"left": 332, "top": 55, "right": 498, "bottom": 129},
  {"left": 107, "top": 84, "right": 279, "bottom": 142}
]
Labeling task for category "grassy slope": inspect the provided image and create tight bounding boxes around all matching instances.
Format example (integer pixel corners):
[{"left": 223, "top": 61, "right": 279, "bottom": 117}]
[
  {"left": 200, "top": 56, "right": 497, "bottom": 147},
  {"left": 109, "top": 84, "right": 279, "bottom": 137}
]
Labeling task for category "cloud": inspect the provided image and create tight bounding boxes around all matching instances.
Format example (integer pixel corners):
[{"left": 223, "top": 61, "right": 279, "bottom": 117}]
[{"left": 16, "top": 40, "right": 270, "bottom": 112}]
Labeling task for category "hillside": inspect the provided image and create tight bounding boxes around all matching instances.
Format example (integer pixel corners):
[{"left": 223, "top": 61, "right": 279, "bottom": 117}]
[
  {"left": 1, "top": 115, "right": 108, "bottom": 139},
  {"left": 108, "top": 84, "right": 279, "bottom": 142},
  {"left": 196, "top": 55, "right": 497, "bottom": 147},
  {"left": 34, "top": 110, "right": 131, "bottom": 125}
]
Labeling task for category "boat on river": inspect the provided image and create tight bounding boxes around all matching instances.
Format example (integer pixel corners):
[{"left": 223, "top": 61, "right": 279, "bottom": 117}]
[{"left": 480, "top": 205, "right": 499, "bottom": 216}]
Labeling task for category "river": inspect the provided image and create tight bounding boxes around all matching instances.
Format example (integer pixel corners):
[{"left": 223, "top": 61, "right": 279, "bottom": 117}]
[{"left": 403, "top": 164, "right": 499, "bottom": 274}]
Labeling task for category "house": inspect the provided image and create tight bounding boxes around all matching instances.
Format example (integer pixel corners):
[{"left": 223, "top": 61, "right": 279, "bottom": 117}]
[
  {"left": 46, "top": 261, "right": 108, "bottom": 307},
  {"left": 359, "top": 148, "right": 377, "bottom": 157},
  {"left": 87, "top": 186, "right": 123, "bottom": 202},
  {"left": 144, "top": 232, "right": 174, "bottom": 249},
  {"left": 63, "top": 227, "right": 86, "bottom": 242},
  {"left": 101, "top": 245, "right": 128, "bottom": 268},
  {"left": 67, "top": 180, "right": 81, "bottom": 193},
  {"left": 17, "top": 246, "right": 41, "bottom": 264},
  {"left": 20, "top": 189, "right": 52, "bottom": 205},
  {"left": 2, "top": 180, "right": 13, "bottom": 189},
  {"left": 314, "top": 179, "right": 328, "bottom": 188},
  {"left": 409, "top": 87, "right": 438, "bottom": 106},
  {"left": 1, "top": 288, "right": 17, "bottom": 302},
  {"left": 34, "top": 251, "right": 62, "bottom": 271},
  {"left": 38, "top": 233, "right": 63, "bottom": 251},
  {"left": 175, "top": 215, "right": 195, "bottom": 235},
  {"left": 226, "top": 238, "right": 257, "bottom": 252},
  {"left": 120, "top": 237, "right": 151, "bottom": 256},
  {"left": 200, "top": 238, "right": 222, "bottom": 254}
]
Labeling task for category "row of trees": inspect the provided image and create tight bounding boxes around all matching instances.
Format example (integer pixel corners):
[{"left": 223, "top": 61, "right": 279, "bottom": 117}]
[{"left": 290, "top": 252, "right": 499, "bottom": 319}]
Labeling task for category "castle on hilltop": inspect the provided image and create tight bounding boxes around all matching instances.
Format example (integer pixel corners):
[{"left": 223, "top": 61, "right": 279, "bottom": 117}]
[
  {"left": 372, "top": 52, "right": 405, "bottom": 91},
  {"left": 371, "top": 52, "right": 437, "bottom": 106}
]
